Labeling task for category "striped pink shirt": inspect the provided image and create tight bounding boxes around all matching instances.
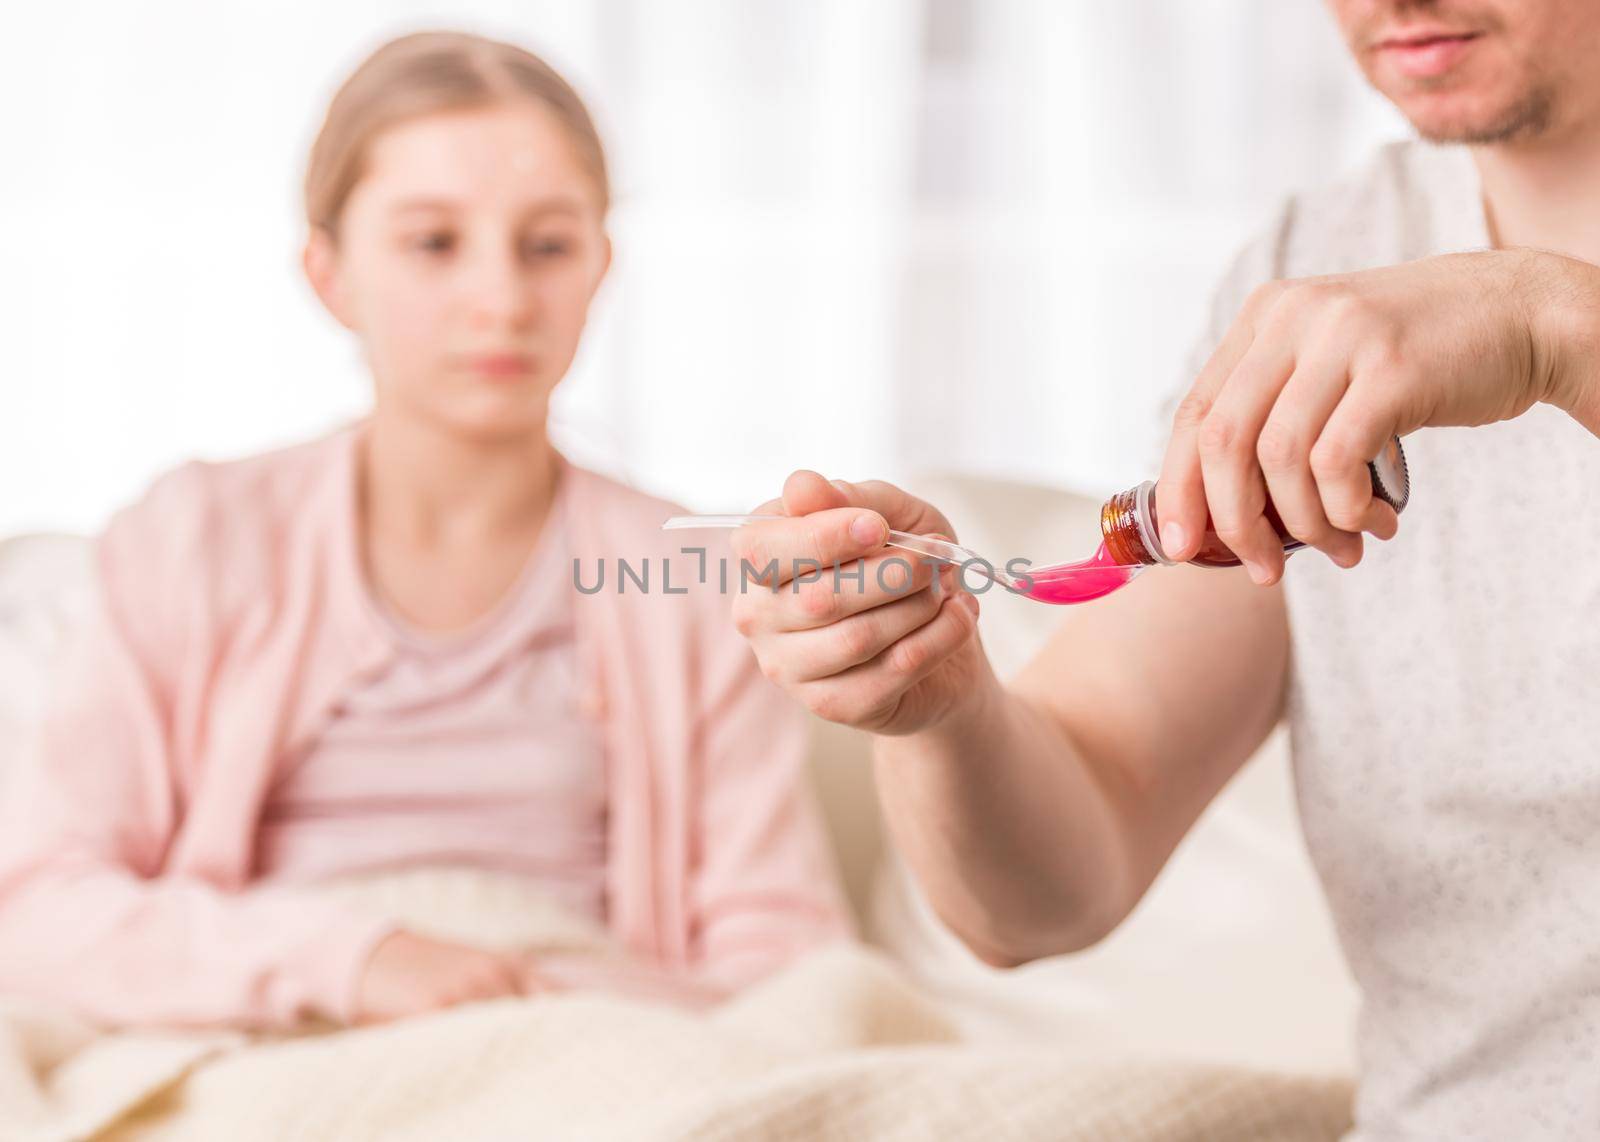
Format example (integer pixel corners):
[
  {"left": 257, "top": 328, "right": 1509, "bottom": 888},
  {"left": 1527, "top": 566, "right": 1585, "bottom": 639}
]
[{"left": 256, "top": 471, "right": 609, "bottom": 924}]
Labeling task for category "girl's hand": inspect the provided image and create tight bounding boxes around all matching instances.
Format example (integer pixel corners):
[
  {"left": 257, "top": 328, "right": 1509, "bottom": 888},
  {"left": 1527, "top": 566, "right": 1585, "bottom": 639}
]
[
  {"left": 1156, "top": 249, "right": 1600, "bottom": 584},
  {"left": 352, "top": 929, "right": 552, "bottom": 1025}
]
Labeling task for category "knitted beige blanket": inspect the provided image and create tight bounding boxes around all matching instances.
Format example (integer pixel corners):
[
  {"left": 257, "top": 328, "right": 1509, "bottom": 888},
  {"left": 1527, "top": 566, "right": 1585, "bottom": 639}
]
[{"left": 0, "top": 869, "right": 1351, "bottom": 1142}]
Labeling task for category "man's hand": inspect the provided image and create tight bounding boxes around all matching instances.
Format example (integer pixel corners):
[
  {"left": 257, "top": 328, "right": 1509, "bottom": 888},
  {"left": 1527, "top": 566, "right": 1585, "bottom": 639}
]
[
  {"left": 1157, "top": 248, "right": 1600, "bottom": 584},
  {"left": 729, "top": 470, "right": 988, "bottom": 736},
  {"left": 353, "top": 930, "right": 553, "bottom": 1025}
]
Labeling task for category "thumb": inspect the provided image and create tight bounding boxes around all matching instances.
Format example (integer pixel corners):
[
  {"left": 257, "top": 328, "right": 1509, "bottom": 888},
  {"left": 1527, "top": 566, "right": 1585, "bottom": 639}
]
[{"left": 781, "top": 469, "right": 851, "bottom": 517}]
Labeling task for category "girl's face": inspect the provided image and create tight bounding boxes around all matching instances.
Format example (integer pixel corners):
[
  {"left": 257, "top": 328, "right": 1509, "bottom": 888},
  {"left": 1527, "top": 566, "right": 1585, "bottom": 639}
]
[{"left": 305, "top": 103, "right": 611, "bottom": 442}]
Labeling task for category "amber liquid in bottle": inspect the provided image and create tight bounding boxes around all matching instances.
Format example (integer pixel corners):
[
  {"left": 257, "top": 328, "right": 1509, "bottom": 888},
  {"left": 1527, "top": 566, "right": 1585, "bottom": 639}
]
[{"left": 1100, "top": 435, "right": 1411, "bottom": 568}]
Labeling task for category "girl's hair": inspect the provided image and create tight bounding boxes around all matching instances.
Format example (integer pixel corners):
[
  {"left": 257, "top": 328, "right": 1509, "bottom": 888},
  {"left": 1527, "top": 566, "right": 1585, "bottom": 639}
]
[{"left": 304, "top": 30, "right": 610, "bottom": 239}]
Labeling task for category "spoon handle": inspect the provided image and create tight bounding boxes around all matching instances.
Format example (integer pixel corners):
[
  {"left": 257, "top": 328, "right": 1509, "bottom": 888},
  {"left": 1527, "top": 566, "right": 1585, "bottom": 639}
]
[{"left": 660, "top": 514, "right": 1012, "bottom": 586}]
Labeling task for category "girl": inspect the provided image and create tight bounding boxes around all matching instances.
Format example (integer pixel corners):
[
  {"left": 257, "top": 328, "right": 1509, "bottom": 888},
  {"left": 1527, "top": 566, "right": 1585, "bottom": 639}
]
[{"left": 0, "top": 30, "right": 849, "bottom": 1030}]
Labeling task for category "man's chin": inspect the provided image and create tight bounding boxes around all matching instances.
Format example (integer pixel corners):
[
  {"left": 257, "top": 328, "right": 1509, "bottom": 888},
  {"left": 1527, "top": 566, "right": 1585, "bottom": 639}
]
[{"left": 1392, "top": 88, "right": 1554, "bottom": 146}]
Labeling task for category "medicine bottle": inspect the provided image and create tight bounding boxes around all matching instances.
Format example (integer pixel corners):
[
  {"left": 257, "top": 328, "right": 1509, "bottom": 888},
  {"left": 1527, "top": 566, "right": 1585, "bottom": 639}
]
[{"left": 1099, "top": 435, "right": 1410, "bottom": 568}]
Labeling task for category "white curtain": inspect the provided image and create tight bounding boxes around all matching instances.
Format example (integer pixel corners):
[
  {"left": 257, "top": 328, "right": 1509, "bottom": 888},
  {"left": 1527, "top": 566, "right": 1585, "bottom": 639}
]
[{"left": 0, "top": 0, "right": 1408, "bottom": 534}]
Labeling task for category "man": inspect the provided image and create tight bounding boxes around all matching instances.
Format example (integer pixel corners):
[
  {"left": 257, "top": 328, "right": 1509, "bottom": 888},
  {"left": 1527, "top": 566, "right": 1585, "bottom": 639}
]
[{"left": 727, "top": 2, "right": 1600, "bottom": 1138}]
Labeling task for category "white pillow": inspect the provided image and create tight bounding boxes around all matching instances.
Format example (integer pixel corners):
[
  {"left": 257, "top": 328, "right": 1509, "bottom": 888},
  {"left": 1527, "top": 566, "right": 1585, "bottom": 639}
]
[{"left": 0, "top": 534, "right": 94, "bottom": 782}]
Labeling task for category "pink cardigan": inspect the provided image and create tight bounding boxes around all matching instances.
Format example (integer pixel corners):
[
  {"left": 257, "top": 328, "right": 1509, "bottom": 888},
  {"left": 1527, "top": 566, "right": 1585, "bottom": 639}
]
[{"left": 0, "top": 423, "right": 851, "bottom": 1029}]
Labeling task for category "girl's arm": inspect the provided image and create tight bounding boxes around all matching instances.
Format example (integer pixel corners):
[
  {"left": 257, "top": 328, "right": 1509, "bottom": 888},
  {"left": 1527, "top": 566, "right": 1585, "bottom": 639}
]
[{"left": 0, "top": 476, "right": 397, "bottom": 1031}]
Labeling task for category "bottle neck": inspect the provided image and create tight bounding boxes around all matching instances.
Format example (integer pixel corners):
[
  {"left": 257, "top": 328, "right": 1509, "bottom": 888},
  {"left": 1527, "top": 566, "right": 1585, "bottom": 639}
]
[
  {"left": 1100, "top": 435, "right": 1409, "bottom": 571},
  {"left": 1100, "top": 480, "right": 1173, "bottom": 567}
]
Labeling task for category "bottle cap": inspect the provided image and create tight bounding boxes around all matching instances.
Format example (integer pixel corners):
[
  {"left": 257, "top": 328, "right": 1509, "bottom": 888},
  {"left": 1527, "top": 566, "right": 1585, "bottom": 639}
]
[
  {"left": 1369, "top": 435, "right": 1409, "bottom": 513},
  {"left": 1131, "top": 480, "right": 1177, "bottom": 565}
]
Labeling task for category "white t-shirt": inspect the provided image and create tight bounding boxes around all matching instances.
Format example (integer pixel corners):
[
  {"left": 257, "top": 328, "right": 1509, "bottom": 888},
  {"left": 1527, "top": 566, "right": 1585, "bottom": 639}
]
[{"left": 1182, "top": 139, "right": 1600, "bottom": 1140}]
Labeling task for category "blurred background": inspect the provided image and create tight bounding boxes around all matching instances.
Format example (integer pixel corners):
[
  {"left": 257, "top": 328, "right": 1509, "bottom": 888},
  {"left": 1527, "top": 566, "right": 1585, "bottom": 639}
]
[{"left": 0, "top": 0, "right": 1409, "bottom": 536}]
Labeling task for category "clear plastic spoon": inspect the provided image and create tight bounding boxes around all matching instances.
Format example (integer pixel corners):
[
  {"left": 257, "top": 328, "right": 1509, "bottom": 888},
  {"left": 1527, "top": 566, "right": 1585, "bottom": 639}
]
[{"left": 660, "top": 514, "right": 1145, "bottom": 604}]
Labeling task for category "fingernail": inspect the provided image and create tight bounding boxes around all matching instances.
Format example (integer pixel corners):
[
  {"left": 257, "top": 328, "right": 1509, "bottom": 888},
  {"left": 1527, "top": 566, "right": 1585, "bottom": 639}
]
[
  {"left": 959, "top": 591, "right": 980, "bottom": 617},
  {"left": 1160, "top": 521, "right": 1186, "bottom": 557},
  {"left": 1245, "top": 559, "right": 1271, "bottom": 585},
  {"left": 851, "top": 513, "right": 885, "bottom": 546}
]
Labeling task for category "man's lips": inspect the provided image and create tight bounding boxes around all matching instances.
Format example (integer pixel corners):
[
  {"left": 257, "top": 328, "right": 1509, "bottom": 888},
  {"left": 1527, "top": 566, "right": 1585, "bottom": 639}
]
[{"left": 1372, "top": 29, "right": 1482, "bottom": 79}]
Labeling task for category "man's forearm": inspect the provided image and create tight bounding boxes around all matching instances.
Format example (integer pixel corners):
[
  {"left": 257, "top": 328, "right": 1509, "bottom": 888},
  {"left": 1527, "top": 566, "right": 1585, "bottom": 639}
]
[{"left": 871, "top": 662, "right": 1137, "bottom": 967}]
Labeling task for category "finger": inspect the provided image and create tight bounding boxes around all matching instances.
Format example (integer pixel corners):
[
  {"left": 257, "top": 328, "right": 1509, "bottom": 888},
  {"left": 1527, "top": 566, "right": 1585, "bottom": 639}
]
[
  {"left": 732, "top": 470, "right": 864, "bottom": 588},
  {"left": 457, "top": 960, "right": 521, "bottom": 1002},
  {"left": 1157, "top": 316, "right": 1261, "bottom": 561},
  {"left": 352, "top": 1004, "right": 388, "bottom": 1027},
  {"left": 1197, "top": 334, "right": 1298, "bottom": 584},
  {"left": 1364, "top": 500, "right": 1400, "bottom": 541},
  {"left": 799, "top": 590, "right": 979, "bottom": 729},
  {"left": 499, "top": 955, "right": 535, "bottom": 997},
  {"left": 732, "top": 506, "right": 889, "bottom": 589},
  {"left": 472, "top": 954, "right": 524, "bottom": 997},
  {"left": 1256, "top": 356, "right": 1363, "bottom": 568},
  {"left": 513, "top": 954, "right": 551, "bottom": 995},
  {"left": 829, "top": 478, "right": 954, "bottom": 537},
  {"left": 733, "top": 471, "right": 854, "bottom": 587},
  {"left": 781, "top": 469, "right": 851, "bottom": 517},
  {"left": 737, "top": 493, "right": 788, "bottom": 578},
  {"left": 769, "top": 576, "right": 951, "bottom": 683},
  {"left": 1311, "top": 396, "right": 1397, "bottom": 535},
  {"left": 778, "top": 549, "right": 940, "bottom": 631},
  {"left": 441, "top": 977, "right": 498, "bottom": 1006}
]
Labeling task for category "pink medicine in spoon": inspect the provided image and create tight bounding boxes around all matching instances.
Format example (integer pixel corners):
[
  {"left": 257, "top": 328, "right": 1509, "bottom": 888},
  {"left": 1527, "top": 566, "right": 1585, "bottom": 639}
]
[{"left": 1012, "top": 541, "right": 1138, "bottom": 605}]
